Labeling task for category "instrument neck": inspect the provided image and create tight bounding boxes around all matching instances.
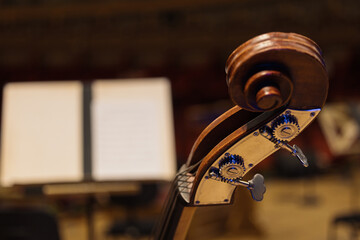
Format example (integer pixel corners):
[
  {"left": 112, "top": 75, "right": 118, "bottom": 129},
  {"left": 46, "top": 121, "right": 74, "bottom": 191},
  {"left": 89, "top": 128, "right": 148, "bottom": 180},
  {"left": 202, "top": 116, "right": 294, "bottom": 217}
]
[{"left": 153, "top": 181, "right": 196, "bottom": 240}]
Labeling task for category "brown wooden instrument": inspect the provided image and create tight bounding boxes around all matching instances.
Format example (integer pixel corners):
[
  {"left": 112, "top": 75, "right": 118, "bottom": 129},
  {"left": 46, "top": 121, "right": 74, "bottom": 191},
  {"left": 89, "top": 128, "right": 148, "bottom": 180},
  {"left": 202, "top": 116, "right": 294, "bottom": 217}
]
[{"left": 153, "top": 32, "right": 328, "bottom": 239}]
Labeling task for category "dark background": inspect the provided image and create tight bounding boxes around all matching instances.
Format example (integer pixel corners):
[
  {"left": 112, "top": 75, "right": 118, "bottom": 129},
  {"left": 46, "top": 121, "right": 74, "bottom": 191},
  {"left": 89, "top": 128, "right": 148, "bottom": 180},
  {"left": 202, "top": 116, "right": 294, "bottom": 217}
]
[
  {"left": 0, "top": 0, "right": 359, "bottom": 164},
  {"left": 0, "top": 2, "right": 360, "bottom": 239}
]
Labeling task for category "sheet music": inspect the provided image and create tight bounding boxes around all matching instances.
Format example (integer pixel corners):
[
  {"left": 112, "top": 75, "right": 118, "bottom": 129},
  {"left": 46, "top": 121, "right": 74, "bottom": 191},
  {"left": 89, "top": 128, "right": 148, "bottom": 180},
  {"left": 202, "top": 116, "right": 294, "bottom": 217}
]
[
  {"left": 0, "top": 82, "right": 83, "bottom": 186},
  {"left": 91, "top": 78, "right": 176, "bottom": 181},
  {"left": 0, "top": 78, "right": 176, "bottom": 186}
]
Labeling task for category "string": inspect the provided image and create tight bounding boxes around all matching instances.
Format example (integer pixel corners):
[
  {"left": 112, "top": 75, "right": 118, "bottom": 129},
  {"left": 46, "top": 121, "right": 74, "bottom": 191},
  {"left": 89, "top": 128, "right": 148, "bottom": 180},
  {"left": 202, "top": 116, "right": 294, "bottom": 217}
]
[
  {"left": 155, "top": 160, "right": 201, "bottom": 239},
  {"left": 175, "top": 160, "right": 202, "bottom": 177}
]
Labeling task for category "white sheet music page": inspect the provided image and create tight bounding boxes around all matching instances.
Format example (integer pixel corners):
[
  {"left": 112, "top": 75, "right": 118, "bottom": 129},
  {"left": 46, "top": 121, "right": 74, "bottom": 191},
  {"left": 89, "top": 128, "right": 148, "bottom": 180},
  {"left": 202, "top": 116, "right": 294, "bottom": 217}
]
[
  {"left": 0, "top": 82, "right": 83, "bottom": 186},
  {"left": 91, "top": 78, "right": 176, "bottom": 181}
]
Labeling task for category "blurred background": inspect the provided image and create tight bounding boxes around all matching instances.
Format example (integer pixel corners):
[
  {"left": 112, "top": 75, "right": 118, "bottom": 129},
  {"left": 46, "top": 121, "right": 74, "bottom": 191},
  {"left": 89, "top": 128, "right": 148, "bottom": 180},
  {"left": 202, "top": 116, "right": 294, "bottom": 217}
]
[{"left": 0, "top": 0, "right": 360, "bottom": 239}]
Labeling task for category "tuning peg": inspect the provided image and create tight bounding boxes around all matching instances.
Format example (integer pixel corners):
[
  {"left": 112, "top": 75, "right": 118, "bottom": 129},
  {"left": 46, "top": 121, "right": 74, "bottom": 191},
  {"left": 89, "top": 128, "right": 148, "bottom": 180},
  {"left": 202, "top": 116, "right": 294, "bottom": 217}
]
[
  {"left": 247, "top": 174, "right": 266, "bottom": 201},
  {"left": 232, "top": 174, "right": 266, "bottom": 201},
  {"left": 208, "top": 167, "right": 266, "bottom": 201},
  {"left": 278, "top": 142, "right": 309, "bottom": 167}
]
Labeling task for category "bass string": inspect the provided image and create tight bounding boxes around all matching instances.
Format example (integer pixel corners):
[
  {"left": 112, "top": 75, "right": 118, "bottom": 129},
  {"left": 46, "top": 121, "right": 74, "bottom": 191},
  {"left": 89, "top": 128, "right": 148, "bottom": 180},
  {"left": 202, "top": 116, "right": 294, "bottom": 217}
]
[
  {"left": 153, "top": 175, "right": 181, "bottom": 239},
  {"left": 156, "top": 160, "right": 202, "bottom": 239},
  {"left": 158, "top": 175, "right": 183, "bottom": 239}
]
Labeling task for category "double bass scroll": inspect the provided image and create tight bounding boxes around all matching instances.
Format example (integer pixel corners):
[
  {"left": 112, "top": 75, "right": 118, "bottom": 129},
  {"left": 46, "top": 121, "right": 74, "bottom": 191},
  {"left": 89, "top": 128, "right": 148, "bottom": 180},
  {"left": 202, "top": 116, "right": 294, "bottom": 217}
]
[{"left": 154, "top": 32, "right": 328, "bottom": 240}]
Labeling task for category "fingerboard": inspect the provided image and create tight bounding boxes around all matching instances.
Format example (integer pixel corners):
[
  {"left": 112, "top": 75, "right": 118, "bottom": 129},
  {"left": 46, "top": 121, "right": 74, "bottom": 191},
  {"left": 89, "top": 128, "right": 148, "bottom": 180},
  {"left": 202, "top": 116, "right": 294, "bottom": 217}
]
[{"left": 153, "top": 180, "right": 196, "bottom": 240}]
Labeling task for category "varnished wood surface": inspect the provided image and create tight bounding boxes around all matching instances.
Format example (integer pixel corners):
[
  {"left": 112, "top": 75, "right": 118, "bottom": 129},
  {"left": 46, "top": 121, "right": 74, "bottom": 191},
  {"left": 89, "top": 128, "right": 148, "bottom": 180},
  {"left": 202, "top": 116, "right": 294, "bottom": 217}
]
[
  {"left": 173, "top": 207, "right": 196, "bottom": 240},
  {"left": 186, "top": 32, "right": 328, "bottom": 203},
  {"left": 186, "top": 106, "right": 260, "bottom": 166},
  {"left": 226, "top": 32, "right": 328, "bottom": 111},
  {"left": 189, "top": 109, "right": 283, "bottom": 203},
  {"left": 156, "top": 32, "right": 328, "bottom": 238}
]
